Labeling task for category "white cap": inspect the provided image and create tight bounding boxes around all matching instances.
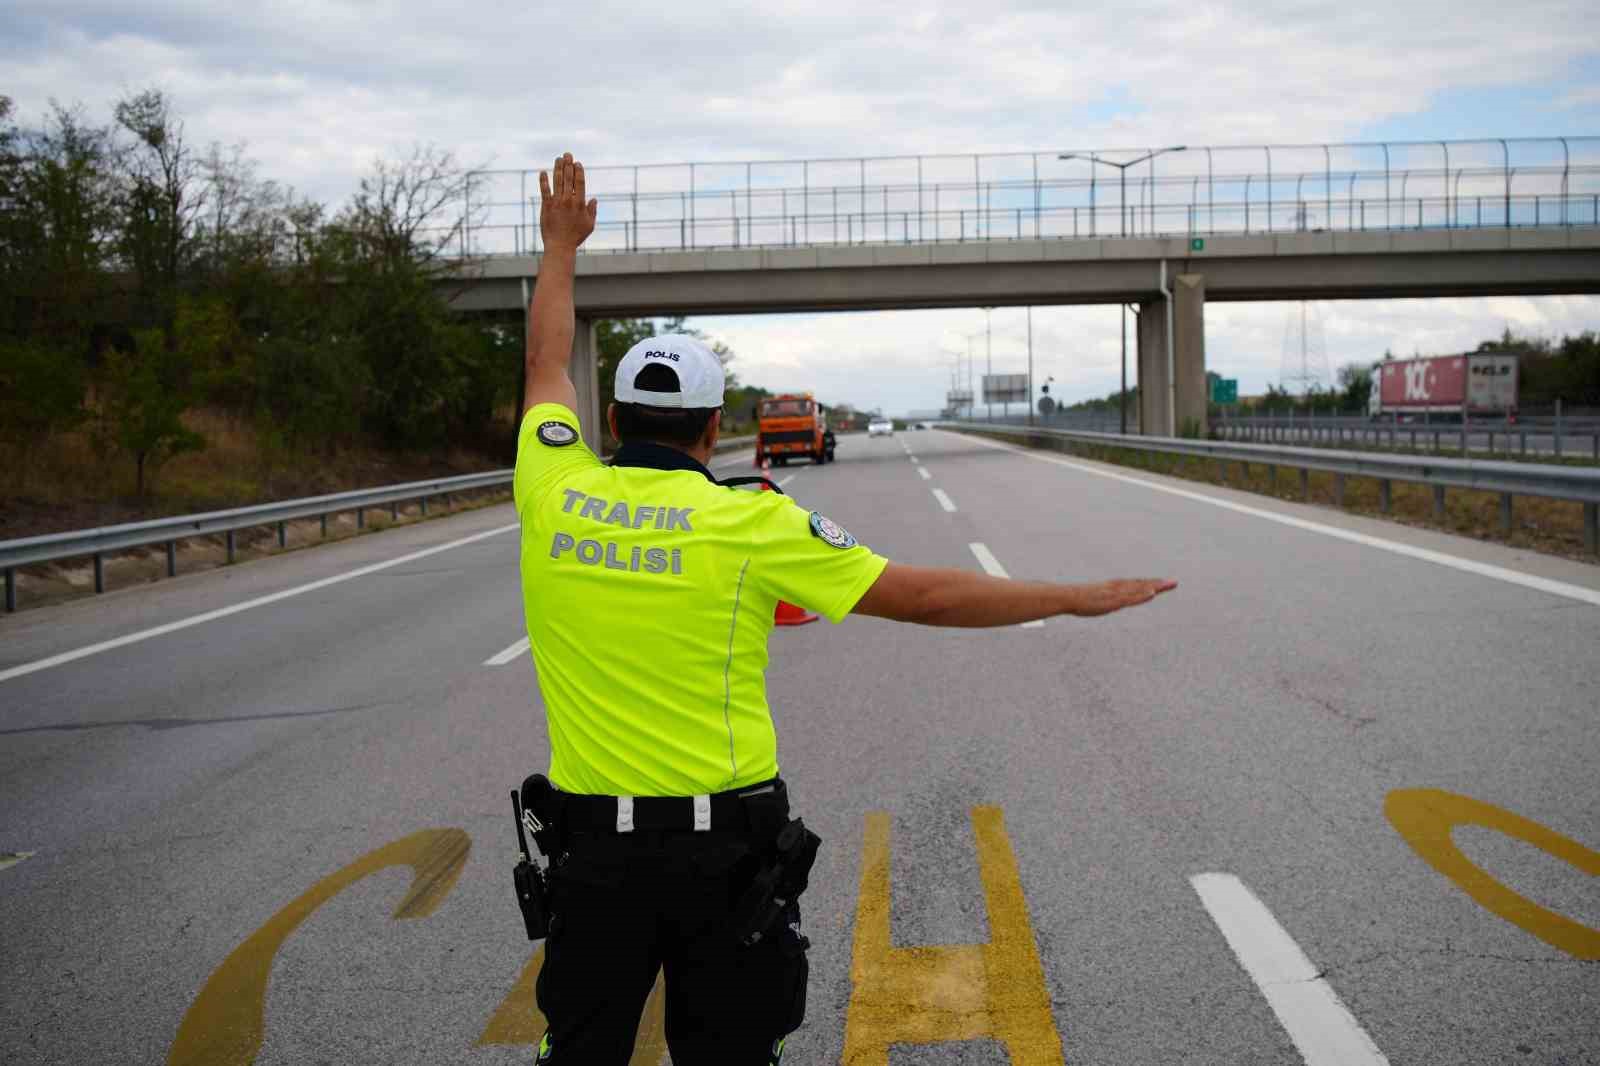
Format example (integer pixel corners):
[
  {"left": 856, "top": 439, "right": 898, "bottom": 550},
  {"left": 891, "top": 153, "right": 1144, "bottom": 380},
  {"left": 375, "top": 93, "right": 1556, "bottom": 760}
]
[{"left": 614, "top": 334, "right": 726, "bottom": 409}]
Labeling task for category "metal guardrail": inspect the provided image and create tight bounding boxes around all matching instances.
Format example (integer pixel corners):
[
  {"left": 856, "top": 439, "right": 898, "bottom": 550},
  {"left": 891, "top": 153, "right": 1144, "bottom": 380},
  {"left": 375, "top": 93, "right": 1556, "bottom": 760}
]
[
  {"left": 943, "top": 423, "right": 1600, "bottom": 554},
  {"left": 0, "top": 471, "right": 514, "bottom": 612},
  {"left": 0, "top": 435, "right": 758, "bottom": 613},
  {"left": 455, "top": 135, "right": 1600, "bottom": 257},
  {"left": 1212, "top": 412, "right": 1600, "bottom": 459}
]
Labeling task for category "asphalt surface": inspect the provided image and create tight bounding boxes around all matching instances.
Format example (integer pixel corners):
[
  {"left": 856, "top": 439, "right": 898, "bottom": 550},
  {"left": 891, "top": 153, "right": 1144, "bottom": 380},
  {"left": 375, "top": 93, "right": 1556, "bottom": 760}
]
[{"left": 2, "top": 431, "right": 1597, "bottom": 1065}]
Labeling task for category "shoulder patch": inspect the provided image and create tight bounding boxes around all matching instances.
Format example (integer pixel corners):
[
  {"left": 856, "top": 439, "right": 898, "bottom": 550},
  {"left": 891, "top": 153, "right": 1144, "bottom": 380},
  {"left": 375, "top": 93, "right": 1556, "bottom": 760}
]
[
  {"left": 808, "top": 511, "right": 858, "bottom": 549},
  {"left": 536, "top": 420, "right": 578, "bottom": 447}
]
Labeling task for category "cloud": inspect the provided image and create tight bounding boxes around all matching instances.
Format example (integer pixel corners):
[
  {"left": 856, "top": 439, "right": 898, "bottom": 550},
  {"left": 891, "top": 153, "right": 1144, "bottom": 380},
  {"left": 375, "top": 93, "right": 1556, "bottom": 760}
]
[
  {"left": 5, "top": 1, "right": 1595, "bottom": 412},
  {"left": 6, "top": 0, "right": 1596, "bottom": 207}
]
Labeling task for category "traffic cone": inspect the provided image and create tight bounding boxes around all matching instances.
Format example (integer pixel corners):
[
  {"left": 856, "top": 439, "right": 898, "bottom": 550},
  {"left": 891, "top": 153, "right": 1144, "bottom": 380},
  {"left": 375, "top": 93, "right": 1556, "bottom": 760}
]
[{"left": 762, "top": 474, "right": 819, "bottom": 626}]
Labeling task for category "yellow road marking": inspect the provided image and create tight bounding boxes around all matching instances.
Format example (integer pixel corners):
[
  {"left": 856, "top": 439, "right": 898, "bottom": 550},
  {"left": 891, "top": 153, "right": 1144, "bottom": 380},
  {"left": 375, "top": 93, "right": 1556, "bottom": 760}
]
[
  {"left": 1386, "top": 789, "right": 1600, "bottom": 960},
  {"left": 167, "top": 829, "right": 470, "bottom": 1066},
  {"left": 476, "top": 946, "right": 668, "bottom": 1065},
  {"left": 843, "top": 806, "right": 1064, "bottom": 1064}
]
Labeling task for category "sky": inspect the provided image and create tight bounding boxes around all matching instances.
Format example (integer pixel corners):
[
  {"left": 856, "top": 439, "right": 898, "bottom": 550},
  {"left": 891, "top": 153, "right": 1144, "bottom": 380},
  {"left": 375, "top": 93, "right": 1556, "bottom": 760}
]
[{"left": 5, "top": 1, "right": 1597, "bottom": 415}]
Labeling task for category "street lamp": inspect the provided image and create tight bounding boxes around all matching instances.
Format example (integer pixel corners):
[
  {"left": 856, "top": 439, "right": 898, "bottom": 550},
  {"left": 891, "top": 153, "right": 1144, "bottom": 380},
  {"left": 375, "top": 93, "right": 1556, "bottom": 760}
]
[
  {"left": 938, "top": 345, "right": 969, "bottom": 417},
  {"left": 959, "top": 329, "right": 984, "bottom": 419},
  {"left": 1059, "top": 147, "right": 1187, "bottom": 238},
  {"left": 981, "top": 306, "right": 994, "bottom": 421}
]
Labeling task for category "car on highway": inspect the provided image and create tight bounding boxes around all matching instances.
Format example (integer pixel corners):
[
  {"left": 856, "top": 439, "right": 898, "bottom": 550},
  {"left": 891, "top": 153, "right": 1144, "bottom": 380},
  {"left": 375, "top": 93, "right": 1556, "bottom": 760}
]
[{"left": 868, "top": 419, "right": 894, "bottom": 437}]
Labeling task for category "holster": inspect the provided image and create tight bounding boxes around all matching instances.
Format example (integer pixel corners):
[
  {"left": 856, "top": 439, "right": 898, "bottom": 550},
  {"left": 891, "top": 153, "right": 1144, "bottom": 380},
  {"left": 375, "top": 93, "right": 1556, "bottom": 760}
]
[
  {"left": 730, "top": 815, "right": 821, "bottom": 948},
  {"left": 510, "top": 774, "right": 564, "bottom": 941}
]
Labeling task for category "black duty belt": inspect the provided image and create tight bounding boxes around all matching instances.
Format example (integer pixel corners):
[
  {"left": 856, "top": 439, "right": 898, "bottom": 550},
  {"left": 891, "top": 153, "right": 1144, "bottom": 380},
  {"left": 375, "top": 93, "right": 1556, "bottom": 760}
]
[{"left": 555, "top": 778, "right": 786, "bottom": 835}]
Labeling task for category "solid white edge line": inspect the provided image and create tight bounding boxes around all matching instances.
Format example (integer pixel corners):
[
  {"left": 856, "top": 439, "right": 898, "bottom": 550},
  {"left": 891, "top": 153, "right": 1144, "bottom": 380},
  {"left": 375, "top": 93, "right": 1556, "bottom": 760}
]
[
  {"left": 931, "top": 488, "right": 958, "bottom": 512},
  {"left": 968, "top": 541, "right": 1046, "bottom": 628},
  {"left": 1, "top": 522, "right": 522, "bottom": 685},
  {"left": 952, "top": 431, "right": 1600, "bottom": 609},
  {"left": 1191, "top": 873, "right": 1390, "bottom": 1066},
  {"left": 917, "top": 467, "right": 932, "bottom": 480},
  {"left": 0, "top": 851, "right": 36, "bottom": 872},
  {"left": 484, "top": 636, "right": 531, "bottom": 666}
]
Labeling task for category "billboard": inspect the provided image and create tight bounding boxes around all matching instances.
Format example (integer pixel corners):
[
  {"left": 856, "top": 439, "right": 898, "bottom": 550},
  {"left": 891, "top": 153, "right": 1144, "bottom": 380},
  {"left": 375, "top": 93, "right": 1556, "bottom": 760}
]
[
  {"left": 983, "top": 374, "right": 1029, "bottom": 403},
  {"left": 1379, "top": 356, "right": 1466, "bottom": 408},
  {"left": 947, "top": 388, "right": 974, "bottom": 406}
]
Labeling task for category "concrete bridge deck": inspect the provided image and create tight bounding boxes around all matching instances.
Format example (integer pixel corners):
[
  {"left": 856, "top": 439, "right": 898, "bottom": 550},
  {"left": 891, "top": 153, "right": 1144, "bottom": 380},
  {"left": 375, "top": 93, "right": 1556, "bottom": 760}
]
[{"left": 447, "top": 226, "right": 1600, "bottom": 446}]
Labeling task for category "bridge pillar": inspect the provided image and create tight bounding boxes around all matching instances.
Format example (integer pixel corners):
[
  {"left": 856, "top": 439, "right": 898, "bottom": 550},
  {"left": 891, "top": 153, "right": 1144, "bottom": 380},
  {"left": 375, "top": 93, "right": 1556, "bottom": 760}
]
[
  {"left": 1137, "top": 273, "right": 1207, "bottom": 436},
  {"left": 572, "top": 316, "right": 603, "bottom": 452}
]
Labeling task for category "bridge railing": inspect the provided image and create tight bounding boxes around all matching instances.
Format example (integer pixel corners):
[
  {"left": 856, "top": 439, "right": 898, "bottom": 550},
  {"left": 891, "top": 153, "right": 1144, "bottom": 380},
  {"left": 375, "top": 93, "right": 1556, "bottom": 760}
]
[{"left": 450, "top": 136, "right": 1600, "bottom": 257}]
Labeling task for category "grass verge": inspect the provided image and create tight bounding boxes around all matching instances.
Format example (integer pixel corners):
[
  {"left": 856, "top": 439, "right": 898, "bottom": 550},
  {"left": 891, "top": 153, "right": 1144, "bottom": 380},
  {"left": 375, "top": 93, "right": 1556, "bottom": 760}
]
[{"left": 2, "top": 408, "right": 516, "bottom": 615}]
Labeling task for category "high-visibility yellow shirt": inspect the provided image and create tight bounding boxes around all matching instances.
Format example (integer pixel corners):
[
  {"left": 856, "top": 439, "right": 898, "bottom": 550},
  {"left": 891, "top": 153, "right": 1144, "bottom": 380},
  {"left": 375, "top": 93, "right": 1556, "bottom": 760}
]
[{"left": 513, "top": 403, "right": 888, "bottom": 796}]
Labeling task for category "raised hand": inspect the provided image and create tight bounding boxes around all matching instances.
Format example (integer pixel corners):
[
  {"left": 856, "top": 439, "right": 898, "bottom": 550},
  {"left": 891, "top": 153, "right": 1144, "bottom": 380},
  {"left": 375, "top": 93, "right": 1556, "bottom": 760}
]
[{"left": 539, "top": 152, "right": 598, "bottom": 252}]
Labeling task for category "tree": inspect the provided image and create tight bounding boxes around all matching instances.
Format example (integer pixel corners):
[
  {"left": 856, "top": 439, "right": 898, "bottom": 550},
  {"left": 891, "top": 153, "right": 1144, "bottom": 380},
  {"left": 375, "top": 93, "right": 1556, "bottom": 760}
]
[
  {"left": 97, "top": 328, "right": 205, "bottom": 498},
  {"left": 340, "top": 143, "right": 473, "bottom": 267},
  {"left": 2, "top": 101, "right": 118, "bottom": 352},
  {"left": 1335, "top": 362, "right": 1373, "bottom": 412},
  {"left": 114, "top": 88, "right": 206, "bottom": 332},
  {"left": 0, "top": 339, "right": 85, "bottom": 489}
]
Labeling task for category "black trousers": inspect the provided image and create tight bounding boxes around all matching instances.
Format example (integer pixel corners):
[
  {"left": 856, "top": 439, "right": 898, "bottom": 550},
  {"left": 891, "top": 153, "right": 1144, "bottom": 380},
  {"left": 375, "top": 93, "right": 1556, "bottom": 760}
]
[{"left": 535, "top": 827, "right": 809, "bottom": 1064}]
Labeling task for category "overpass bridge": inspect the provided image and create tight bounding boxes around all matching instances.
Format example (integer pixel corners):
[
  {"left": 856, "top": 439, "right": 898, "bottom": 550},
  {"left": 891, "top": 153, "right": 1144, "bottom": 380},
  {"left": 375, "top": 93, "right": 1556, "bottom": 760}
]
[{"left": 440, "top": 136, "right": 1600, "bottom": 443}]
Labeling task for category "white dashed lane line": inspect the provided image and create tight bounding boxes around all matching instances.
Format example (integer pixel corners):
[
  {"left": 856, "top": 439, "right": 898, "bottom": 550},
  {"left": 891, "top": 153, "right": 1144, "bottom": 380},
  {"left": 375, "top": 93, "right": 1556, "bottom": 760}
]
[
  {"left": 776, "top": 473, "right": 798, "bottom": 488},
  {"left": 917, "top": 467, "right": 932, "bottom": 480},
  {"left": 931, "top": 488, "right": 957, "bottom": 513},
  {"left": 1191, "top": 873, "right": 1391, "bottom": 1066},
  {"left": 0, "top": 852, "right": 36, "bottom": 873},
  {"left": 968, "top": 542, "right": 1045, "bottom": 628},
  {"left": 484, "top": 637, "right": 530, "bottom": 666}
]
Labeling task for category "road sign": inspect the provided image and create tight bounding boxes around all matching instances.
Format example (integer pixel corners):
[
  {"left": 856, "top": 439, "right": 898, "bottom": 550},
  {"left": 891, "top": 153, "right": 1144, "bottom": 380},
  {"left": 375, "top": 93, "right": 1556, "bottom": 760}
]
[
  {"left": 983, "top": 374, "right": 1029, "bottom": 404},
  {"left": 1190, "top": 238, "right": 1205, "bottom": 251},
  {"left": 1211, "top": 377, "right": 1238, "bottom": 404}
]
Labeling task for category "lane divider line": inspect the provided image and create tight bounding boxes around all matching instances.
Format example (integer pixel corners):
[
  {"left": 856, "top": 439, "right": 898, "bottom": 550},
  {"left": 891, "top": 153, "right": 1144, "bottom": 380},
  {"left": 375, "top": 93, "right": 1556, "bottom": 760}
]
[
  {"left": 1191, "top": 873, "right": 1391, "bottom": 1066},
  {"left": 951, "top": 431, "right": 1600, "bottom": 609},
  {"left": 0, "top": 851, "right": 35, "bottom": 872},
  {"left": 968, "top": 543, "right": 1046, "bottom": 628},
  {"left": 931, "top": 488, "right": 958, "bottom": 513},
  {"left": 910, "top": 456, "right": 920, "bottom": 464},
  {"left": 0, "top": 523, "right": 522, "bottom": 686},
  {"left": 917, "top": 467, "right": 932, "bottom": 481},
  {"left": 776, "top": 473, "right": 798, "bottom": 488},
  {"left": 484, "top": 636, "right": 531, "bottom": 667}
]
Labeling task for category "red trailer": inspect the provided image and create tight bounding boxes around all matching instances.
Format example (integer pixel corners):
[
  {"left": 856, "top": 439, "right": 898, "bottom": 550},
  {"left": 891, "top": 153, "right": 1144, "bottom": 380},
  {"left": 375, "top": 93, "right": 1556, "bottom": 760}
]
[{"left": 1369, "top": 354, "right": 1518, "bottom": 418}]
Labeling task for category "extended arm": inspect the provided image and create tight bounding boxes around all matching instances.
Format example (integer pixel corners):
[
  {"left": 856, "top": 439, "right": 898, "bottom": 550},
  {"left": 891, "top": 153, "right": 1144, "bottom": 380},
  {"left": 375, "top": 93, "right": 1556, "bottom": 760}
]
[
  {"left": 524, "top": 153, "right": 598, "bottom": 414},
  {"left": 853, "top": 563, "right": 1175, "bottom": 626}
]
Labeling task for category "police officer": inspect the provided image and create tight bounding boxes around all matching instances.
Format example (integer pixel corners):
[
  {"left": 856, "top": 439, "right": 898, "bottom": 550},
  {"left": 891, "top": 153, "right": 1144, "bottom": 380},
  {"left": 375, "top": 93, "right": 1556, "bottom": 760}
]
[{"left": 516, "top": 153, "right": 1176, "bottom": 1065}]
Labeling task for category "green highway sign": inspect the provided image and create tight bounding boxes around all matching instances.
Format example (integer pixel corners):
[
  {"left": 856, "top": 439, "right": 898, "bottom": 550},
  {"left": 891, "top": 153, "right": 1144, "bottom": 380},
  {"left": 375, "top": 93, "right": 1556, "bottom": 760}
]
[
  {"left": 1211, "top": 377, "right": 1238, "bottom": 404},
  {"left": 1190, "top": 238, "right": 1205, "bottom": 251}
]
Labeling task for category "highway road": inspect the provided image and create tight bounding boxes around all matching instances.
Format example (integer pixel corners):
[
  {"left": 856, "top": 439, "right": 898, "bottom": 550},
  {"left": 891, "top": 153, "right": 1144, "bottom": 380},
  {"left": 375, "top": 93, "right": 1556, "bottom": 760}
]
[{"left": 2, "top": 430, "right": 1597, "bottom": 1065}]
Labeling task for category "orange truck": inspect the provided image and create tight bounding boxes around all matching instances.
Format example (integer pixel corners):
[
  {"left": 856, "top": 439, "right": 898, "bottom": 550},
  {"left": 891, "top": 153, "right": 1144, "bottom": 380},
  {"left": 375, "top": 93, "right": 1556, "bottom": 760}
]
[{"left": 755, "top": 392, "right": 834, "bottom": 466}]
